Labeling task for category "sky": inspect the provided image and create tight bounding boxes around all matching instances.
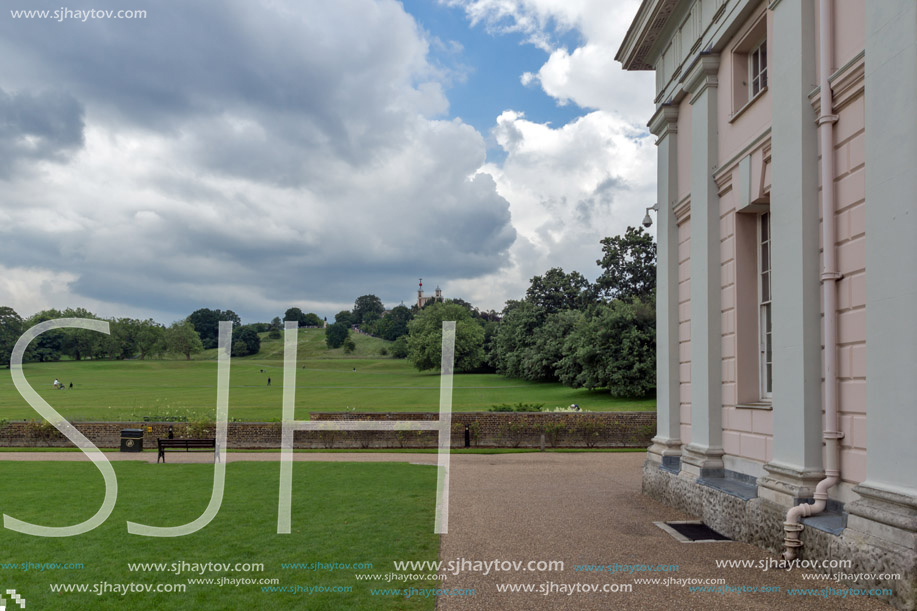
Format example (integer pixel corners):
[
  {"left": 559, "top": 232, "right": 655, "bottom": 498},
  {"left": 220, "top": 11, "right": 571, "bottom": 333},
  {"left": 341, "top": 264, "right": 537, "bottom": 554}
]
[{"left": 0, "top": 0, "right": 655, "bottom": 324}]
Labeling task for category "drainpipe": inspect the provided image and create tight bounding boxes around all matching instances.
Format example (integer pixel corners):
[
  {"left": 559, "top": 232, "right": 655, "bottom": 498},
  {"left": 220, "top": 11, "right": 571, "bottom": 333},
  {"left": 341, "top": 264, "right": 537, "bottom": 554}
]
[{"left": 782, "top": 0, "right": 844, "bottom": 561}]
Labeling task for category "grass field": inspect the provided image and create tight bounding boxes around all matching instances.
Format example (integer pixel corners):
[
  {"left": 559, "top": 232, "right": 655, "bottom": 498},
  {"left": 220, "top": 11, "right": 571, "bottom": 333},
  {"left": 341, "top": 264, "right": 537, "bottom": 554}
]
[
  {"left": 0, "top": 329, "right": 654, "bottom": 422},
  {"left": 0, "top": 461, "right": 438, "bottom": 610}
]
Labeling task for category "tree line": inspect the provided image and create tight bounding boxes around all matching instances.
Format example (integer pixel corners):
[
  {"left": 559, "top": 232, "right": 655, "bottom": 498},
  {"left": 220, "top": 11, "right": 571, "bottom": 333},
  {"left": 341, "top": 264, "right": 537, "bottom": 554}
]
[{"left": 399, "top": 227, "right": 657, "bottom": 397}]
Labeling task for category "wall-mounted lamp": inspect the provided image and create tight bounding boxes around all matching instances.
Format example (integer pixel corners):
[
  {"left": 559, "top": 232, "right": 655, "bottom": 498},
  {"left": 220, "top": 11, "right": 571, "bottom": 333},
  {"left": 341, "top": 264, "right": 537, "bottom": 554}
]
[{"left": 642, "top": 203, "right": 659, "bottom": 228}]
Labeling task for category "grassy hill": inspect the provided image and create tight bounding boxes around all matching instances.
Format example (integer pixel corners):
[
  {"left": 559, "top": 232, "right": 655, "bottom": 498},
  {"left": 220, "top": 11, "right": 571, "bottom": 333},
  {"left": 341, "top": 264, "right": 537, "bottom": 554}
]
[
  {"left": 0, "top": 328, "right": 654, "bottom": 422},
  {"left": 196, "top": 327, "right": 391, "bottom": 361}
]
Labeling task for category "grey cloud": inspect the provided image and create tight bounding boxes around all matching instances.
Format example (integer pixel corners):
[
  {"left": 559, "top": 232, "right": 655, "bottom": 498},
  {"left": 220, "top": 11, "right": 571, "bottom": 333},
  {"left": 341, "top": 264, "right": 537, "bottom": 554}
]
[{"left": 0, "top": 88, "right": 84, "bottom": 178}]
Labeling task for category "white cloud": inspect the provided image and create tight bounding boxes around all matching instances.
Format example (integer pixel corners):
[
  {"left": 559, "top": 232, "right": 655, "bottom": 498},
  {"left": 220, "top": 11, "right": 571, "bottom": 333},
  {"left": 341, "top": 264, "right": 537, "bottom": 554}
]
[
  {"left": 440, "top": 0, "right": 657, "bottom": 310},
  {"left": 0, "top": 0, "right": 516, "bottom": 321}
]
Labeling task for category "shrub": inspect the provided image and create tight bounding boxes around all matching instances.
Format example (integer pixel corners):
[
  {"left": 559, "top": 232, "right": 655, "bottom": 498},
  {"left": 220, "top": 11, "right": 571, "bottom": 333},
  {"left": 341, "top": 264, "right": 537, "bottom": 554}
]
[
  {"left": 497, "top": 419, "right": 526, "bottom": 448},
  {"left": 541, "top": 422, "right": 566, "bottom": 448},
  {"left": 378, "top": 346, "right": 388, "bottom": 356},
  {"left": 343, "top": 338, "right": 356, "bottom": 354},
  {"left": 489, "top": 402, "right": 544, "bottom": 412}
]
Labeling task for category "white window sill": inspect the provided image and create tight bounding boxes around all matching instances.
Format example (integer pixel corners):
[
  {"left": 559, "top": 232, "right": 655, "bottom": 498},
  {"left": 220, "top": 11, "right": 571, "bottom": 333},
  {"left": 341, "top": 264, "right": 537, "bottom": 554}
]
[
  {"left": 729, "top": 86, "right": 768, "bottom": 123},
  {"left": 736, "top": 401, "right": 772, "bottom": 411}
]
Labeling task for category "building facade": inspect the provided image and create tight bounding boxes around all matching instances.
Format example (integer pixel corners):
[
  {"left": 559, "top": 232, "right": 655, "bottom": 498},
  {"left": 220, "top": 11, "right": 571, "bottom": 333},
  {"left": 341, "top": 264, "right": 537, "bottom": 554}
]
[{"left": 617, "top": 1, "right": 915, "bottom": 607}]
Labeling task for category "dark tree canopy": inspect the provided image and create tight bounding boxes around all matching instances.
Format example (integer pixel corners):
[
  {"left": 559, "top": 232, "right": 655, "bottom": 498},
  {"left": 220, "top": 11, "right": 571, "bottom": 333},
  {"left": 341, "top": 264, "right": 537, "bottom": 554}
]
[
  {"left": 352, "top": 295, "right": 385, "bottom": 326},
  {"left": 325, "top": 322, "right": 349, "bottom": 349},
  {"left": 0, "top": 306, "right": 24, "bottom": 368},
  {"left": 406, "top": 302, "right": 484, "bottom": 373},
  {"left": 595, "top": 226, "right": 657, "bottom": 301},
  {"left": 334, "top": 310, "right": 354, "bottom": 327},
  {"left": 525, "top": 268, "right": 595, "bottom": 314},
  {"left": 188, "top": 309, "right": 243, "bottom": 349},
  {"left": 373, "top": 305, "right": 413, "bottom": 341},
  {"left": 284, "top": 307, "right": 306, "bottom": 326},
  {"left": 231, "top": 326, "right": 261, "bottom": 357}
]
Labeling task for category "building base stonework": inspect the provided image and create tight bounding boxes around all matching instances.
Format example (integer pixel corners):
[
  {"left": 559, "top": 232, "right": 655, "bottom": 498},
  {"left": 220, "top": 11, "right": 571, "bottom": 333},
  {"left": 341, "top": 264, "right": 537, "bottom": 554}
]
[{"left": 643, "top": 460, "right": 917, "bottom": 609}]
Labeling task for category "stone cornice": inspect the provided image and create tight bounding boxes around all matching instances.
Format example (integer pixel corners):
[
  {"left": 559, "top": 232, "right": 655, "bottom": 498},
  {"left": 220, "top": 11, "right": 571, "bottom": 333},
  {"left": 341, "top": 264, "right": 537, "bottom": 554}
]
[
  {"left": 616, "top": 0, "right": 683, "bottom": 71},
  {"left": 683, "top": 53, "right": 721, "bottom": 103},
  {"left": 648, "top": 104, "right": 680, "bottom": 140}
]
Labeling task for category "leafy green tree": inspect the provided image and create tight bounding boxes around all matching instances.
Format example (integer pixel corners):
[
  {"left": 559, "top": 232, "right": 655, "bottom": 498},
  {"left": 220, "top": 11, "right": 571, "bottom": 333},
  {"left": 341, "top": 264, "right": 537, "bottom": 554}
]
[
  {"left": 488, "top": 300, "right": 545, "bottom": 377},
  {"left": 406, "top": 302, "right": 484, "bottom": 373},
  {"left": 133, "top": 319, "right": 166, "bottom": 360},
  {"left": 231, "top": 326, "right": 261, "bottom": 357},
  {"left": 352, "top": 295, "right": 385, "bottom": 326},
  {"left": 268, "top": 317, "right": 283, "bottom": 339},
  {"left": 303, "top": 312, "right": 323, "bottom": 327},
  {"left": 165, "top": 320, "right": 204, "bottom": 360},
  {"left": 390, "top": 336, "right": 409, "bottom": 359},
  {"left": 525, "top": 267, "right": 594, "bottom": 313},
  {"left": 374, "top": 305, "right": 413, "bottom": 341},
  {"left": 284, "top": 307, "right": 306, "bottom": 327},
  {"left": 58, "top": 307, "right": 102, "bottom": 360},
  {"left": 342, "top": 338, "right": 356, "bottom": 354},
  {"left": 0, "top": 306, "right": 24, "bottom": 368},
  {"left": 519, "top": 310, "right": 582, "bottom": 382},
  {"left": 556, "top": 298, "right": 656, "bottom": 397},
  {"left": 24, "top": 309, "right": 65, "bottom": 362},
  {"left": 334, "top": 310, "right": 354, "bottom": 327},
  {"left": 595, "top": 226, "right": 657, "bottom": 301},
  {"left": 325, "top": 322, "right": 349, "bottom": 349},
  {"left": 188, "top": 308, "right": 242, "bottom": 349}
]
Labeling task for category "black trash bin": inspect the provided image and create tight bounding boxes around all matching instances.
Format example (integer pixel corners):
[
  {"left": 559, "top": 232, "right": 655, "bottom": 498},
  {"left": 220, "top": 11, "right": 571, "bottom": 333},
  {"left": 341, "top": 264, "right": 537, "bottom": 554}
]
[{"left": 120, "top": 429, "right": 143, "bottom": 452}]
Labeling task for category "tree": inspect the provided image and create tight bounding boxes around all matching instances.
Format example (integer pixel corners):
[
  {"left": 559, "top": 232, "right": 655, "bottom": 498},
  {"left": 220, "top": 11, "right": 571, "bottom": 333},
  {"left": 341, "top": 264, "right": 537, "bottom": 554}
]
[
  {"left": 556, "top": 298, "right": 656, "bottom": 397},
  {"left": 390, "top": 336, "right": 409, "bottom": 359},
  {"left": 325, "top": 322, "right": 349, "bottom": 349},
  {"left": 525, "top": 267, "right": 594, "bottom": 313},
  {"left": 133, "top": 319, "right": 165, "bottom": 360},
  {"left": 0, "top": 306, "right": 24, "bottom": 368},
  {"left": 374, "top": 305, "right": 413, "bottom": 341},
  {"left": 188, "top": 308, "right": 243, "bottom": 349},
  {"left": 334, "top": 310, "right": 354, "bottom": 327},
  {"left": 488, "top": 300, "right": 546, "bottom": 377},
  {"left": 303, "top": 312, "right": 323, "bottom": 328},
  {"left": 24, "top": 309, "right": 65, "bottom": 362},
  {"left": 595, "top": 226, "right": 657, "bottom": 301},
  {"left": 284, "top": 307, "right": 306, "bottom": 327},
  {"left": 231, "top": 326, "right": 261, "bottom": 357},
  {"left": 352, "top": 295, "right": 384, "bottom": 326},
  {"left": 406, "top": 302, "right": 484, "bottom": 373},
  {"left": 165, "top": 321, "right": 204, "bottom": 360}
]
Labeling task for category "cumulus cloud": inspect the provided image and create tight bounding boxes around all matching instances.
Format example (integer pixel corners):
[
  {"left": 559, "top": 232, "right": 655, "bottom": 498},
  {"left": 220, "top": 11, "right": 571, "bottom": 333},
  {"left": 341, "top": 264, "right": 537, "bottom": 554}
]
[
  {"left": 0, "top": 0, "right": 516, "bottom": 321},
  {"left": 439, "top": 0, "right": 656, "bottom": 309},
  {"left": 448, "top": 110, "right": 655, "bottom": 307}
]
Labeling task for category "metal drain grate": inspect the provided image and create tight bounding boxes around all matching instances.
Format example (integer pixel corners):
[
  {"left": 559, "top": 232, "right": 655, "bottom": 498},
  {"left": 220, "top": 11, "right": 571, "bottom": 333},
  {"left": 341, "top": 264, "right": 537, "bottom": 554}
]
[{"left": 654, "top": 520, "right": 732, "bottom": 543}]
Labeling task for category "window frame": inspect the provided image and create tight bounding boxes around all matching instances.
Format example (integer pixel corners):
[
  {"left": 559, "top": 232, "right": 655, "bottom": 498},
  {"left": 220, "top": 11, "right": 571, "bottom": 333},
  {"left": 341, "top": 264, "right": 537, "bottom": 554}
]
[
  {"left": 757, "top": 211, "right": 773, "bottom": 400},
  {"left": 749, "top": 38, "right": 768, "bottom": 98}
]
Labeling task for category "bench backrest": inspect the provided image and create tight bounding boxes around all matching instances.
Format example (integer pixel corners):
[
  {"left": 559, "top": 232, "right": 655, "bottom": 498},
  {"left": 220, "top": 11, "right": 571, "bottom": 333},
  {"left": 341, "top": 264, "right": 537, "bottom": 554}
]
[{"left": 158, "top": 439, "right": 216, "bottom": 448}]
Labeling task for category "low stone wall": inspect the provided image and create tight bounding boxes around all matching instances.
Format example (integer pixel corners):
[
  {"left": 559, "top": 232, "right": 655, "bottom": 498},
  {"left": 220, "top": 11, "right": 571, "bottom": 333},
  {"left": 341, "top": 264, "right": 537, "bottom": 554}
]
[
  {"left": 642, "top": 460, "right": 916, "bottom": 609},
  {"left": 0, "top": 412, "right": 655, "bottom": 450}
]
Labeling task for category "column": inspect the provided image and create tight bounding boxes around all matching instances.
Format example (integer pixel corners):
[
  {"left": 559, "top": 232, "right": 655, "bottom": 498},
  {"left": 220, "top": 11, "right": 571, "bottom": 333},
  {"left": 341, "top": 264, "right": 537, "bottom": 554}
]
[
  {"left": 681, "top": 54, "right": 723, "bottom": 479},
  {"left": 846, "top": 0, "right": 917, "bottom": 553},
  {"left": 647, "top": 104, "right": 682, "bottom": 468},
  {"left": 757, "top": 0, "right": 823, "bottom": 506}
]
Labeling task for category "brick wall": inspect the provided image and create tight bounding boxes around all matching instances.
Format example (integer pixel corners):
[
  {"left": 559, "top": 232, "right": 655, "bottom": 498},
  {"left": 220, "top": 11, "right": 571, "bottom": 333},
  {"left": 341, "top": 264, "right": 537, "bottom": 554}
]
[{"left": 0, "top": 412, "right": 655, "bottom": 450}]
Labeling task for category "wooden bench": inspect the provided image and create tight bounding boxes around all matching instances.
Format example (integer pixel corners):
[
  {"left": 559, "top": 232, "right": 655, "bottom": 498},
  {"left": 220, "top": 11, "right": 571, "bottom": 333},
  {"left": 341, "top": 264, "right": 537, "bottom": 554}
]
[{"left": 157, "top": 438, "right": 219, "bottom": 463}]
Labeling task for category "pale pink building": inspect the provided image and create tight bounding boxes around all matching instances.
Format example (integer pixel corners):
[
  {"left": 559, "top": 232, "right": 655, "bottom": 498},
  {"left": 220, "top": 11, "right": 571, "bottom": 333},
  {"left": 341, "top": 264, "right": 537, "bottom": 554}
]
[{"left": 617, "top": 0, "right": 915, "bottom": 606}]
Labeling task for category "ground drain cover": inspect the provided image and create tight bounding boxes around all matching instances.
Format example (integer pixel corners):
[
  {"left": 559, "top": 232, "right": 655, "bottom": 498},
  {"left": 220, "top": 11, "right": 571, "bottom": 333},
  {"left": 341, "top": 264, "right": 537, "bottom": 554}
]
[{"left": 654, "top": 520, "right": 732, "bottom": 543}]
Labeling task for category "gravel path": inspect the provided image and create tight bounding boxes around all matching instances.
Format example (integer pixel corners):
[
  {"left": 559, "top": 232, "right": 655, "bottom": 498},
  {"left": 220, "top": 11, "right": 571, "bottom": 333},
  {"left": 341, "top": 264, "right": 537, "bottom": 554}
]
[{"left": 437, "top": 452, "right": 886, "bottom": 611}]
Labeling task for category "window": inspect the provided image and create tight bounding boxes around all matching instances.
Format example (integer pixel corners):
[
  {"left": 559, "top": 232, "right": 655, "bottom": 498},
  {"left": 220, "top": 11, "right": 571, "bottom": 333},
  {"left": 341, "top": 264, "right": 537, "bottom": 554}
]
[
  {"left": 749, "top": 40, "right": 767, "bottom": 97},
  {"left": 729, "top": 13, "right": 767, "bottom": 117},
  {"left": 758, "top": 212, "right": 772, "bottom": 398}
]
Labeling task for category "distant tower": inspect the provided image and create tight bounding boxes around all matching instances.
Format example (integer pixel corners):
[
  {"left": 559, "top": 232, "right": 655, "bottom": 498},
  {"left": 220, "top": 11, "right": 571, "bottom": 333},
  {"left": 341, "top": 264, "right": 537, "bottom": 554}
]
[
  {"left": 435, "top": 285, "right": 442, "bottom": 301},
  {"left": 417, "top": 278, "right": 424, "bottom": 308}
]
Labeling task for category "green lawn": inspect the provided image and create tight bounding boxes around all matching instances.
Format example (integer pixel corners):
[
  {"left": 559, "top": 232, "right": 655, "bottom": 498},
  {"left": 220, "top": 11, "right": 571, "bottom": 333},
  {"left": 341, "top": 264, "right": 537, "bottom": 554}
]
[
  {"left": 0, "top": 461, "right": 438, "bottom": 610},
  {"left": 0, "top": 331, "right": 654, "bottom": 422}
]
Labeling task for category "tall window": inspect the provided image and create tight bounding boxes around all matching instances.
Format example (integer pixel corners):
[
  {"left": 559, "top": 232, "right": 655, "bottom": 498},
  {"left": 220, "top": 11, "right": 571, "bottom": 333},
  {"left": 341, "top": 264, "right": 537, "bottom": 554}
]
[
  {"left": 759, "top": 212, "right": 772, "bottom": 398},
  {"left": 749, "top": 39, "right": 767, "bottom": 97}
]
